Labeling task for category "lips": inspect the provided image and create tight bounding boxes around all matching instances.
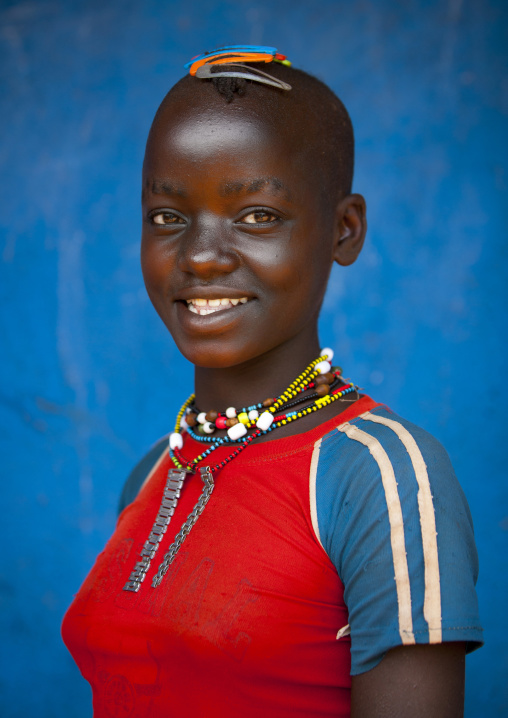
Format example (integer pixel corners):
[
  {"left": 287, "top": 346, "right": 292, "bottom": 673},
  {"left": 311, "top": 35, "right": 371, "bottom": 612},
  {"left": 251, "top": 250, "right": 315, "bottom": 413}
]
[{"left": 185, "top": 297, "right": 249, "bottom": 316}]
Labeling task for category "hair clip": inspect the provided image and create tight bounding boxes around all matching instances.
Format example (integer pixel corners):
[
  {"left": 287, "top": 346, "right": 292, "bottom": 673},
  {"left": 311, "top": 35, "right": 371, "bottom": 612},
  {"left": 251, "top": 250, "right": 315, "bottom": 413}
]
[
  {"left": 194, "top": 63, "right": 292, "bottom": 91},
  {"left": 185, "top": 45, "right": 292, "bottom": 90},
  {"left": 184, "top": 45, "right": 279, "bottom": 69},
  {"left": 190, "top": 52, "right": 275, "bottom": 76}
]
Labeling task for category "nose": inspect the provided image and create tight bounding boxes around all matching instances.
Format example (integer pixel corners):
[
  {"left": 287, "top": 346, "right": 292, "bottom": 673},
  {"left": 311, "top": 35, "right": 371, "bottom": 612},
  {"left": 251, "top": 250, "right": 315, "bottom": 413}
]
[{"left": 177, "top": 216, "right": 239, "bottom": 279}]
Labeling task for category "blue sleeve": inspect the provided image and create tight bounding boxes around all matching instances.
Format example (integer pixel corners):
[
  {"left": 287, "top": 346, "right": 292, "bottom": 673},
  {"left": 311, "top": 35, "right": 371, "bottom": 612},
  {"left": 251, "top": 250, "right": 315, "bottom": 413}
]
[
  {"left": 313, "top": 407, "right": 483, "bottom": 675},
  {"left": 117, "top": 436, "right": 167, "bottom": 515}
]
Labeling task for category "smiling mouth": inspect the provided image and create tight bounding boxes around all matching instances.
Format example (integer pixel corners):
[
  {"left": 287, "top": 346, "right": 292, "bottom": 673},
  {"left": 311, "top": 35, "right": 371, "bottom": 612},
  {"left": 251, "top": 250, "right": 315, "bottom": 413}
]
[{"left": 185, "top": 297, "right": 250, "bottom": 315}]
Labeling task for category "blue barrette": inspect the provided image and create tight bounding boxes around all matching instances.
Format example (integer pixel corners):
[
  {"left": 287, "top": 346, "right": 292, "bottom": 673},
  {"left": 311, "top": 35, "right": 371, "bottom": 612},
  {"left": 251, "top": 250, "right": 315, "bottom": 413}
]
[{"left": 185, "top": 45, "right": 292, "bottom": 91}]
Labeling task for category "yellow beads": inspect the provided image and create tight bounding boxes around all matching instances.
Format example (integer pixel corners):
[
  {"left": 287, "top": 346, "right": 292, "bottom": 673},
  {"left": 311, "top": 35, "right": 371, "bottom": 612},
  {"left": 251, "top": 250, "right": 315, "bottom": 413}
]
[
  {"left": 267, "top": 354, "right": 327, "bottom": 415},
  {"left": 175, "top": 393, "right": 195, "bottom": 433},
  {"left": 315, "top": 395, "right": 331, "bottom": 408}
]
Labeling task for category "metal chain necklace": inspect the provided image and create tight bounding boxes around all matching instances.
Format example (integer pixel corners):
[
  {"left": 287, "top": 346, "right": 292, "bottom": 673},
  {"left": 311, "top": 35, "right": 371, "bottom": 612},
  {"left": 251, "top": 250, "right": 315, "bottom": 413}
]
[
  {"left": 123, "top": 349, "right": 357, "bottom": 592},
  {"left": 123, "top": 467, "right": 190, "bottom": 592},
  {"left": 152, "top": 466, "right": 214, "bottom": 587}
]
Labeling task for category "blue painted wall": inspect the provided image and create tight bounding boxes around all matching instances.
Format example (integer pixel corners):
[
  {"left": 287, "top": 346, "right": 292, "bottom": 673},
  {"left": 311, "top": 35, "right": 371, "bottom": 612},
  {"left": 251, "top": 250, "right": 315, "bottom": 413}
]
[{"left": 1, "top": 0, "right": 506, "bottom": 715}]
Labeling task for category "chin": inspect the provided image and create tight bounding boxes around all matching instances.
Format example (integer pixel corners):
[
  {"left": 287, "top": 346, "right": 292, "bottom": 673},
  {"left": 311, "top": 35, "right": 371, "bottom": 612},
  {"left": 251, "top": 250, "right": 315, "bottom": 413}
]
[
  {"left": 174, "top": 336, "right": 264, "bottom": 370},
  {"left": 171, "top": 336, "right": 230, "bottom": 368}
]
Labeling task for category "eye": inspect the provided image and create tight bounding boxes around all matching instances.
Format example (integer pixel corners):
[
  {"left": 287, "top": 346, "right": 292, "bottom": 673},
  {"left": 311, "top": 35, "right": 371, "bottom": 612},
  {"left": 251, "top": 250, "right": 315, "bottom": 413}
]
[
  {"left": 150, "top": 210, "right": 186, "bottom": 226},
  {"left": 239, "top": 210, "right": 279, "bottom": 225}
]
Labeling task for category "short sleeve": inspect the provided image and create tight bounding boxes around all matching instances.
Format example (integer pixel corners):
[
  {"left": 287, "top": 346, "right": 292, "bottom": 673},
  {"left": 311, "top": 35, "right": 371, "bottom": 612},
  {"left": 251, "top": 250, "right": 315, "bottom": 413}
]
[
  {"left": 311, "top": 407, "right": 483, "bottom": 675},
  {"left": 118, "top": 436, "right": 168, "bottom": 515}
]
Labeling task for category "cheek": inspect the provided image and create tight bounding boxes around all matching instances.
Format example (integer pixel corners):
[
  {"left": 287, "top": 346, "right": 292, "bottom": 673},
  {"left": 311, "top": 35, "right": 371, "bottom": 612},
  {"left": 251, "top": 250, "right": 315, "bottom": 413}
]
[
  {"left": 255, "top": 231, "right": 332, "bottom": 308},
  {"left": 140, "top": 239, "right": 173, "bottom": 296}
]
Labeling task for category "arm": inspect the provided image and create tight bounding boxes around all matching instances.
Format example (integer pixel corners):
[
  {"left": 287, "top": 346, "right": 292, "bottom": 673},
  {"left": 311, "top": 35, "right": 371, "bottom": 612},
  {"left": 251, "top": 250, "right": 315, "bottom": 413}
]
[
  {"left": 312, "top": 409, "right": 482, "bottom": 710},
  {"left": 351, "top": 642, "right": 465, "bottom": 718}
]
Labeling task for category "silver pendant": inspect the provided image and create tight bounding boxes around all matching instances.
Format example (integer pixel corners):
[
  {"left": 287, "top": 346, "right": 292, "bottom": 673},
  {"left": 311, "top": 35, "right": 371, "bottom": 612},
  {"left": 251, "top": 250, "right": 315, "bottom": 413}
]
[
  {"left": 123, "top": 468, "right": 191, "bottom": 592},
  {"left": 152, "top": 467, "right": 214, "bottom": 588}
]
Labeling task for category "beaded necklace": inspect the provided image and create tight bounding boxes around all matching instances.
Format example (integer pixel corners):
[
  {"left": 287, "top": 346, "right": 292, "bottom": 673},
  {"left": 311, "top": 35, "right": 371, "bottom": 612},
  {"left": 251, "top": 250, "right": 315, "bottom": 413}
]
[
  {"left": 186, "top": 366, "right": 345, "bottom": 441},
  {"left": 123, "top": 349, "right": 357, "bottom": 592},
  {"left": 181, "top": 372, "right": 347, "bottom": 445}
]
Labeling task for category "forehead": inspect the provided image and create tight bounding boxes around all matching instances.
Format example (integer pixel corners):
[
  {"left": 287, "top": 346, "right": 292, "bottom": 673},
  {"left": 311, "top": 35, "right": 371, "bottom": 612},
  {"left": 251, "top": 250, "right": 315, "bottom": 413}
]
[
  {"left": 144, "top": 79, "right": 317, "bottom": 177},
  {"left": 143, "top": 121, "right": 297, "bottom": 207}
]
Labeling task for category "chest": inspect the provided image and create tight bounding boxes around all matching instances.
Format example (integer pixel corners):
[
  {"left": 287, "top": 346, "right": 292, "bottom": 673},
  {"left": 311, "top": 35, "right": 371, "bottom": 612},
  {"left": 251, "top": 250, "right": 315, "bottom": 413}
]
[{"left": 63, "top": 451, "right": 351, "bottom": 717}]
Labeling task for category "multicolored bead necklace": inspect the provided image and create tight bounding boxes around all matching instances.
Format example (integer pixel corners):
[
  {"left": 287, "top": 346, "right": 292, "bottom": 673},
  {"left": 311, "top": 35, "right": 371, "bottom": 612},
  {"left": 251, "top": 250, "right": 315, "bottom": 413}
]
[
  {"left": 168, "top": 349, "right": 356, "bottom": 472},
  {"left": 123, "top": 349, "right": 357, "bottom": 592},
  {"left": 185, "top": 369, "right": 346, "bottom": 443}
]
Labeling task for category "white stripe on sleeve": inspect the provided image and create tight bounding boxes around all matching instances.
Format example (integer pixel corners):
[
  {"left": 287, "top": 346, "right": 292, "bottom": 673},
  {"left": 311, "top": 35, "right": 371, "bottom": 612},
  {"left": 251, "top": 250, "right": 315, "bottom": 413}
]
[
  {"left": 309, "top": 437, "right": 324, "bottom": 550},
  {"left": 337, "top": 422, "right": 415, "bottom": 645},
  {"left": 360, "top": 412, "right": 442, "bottom": 642}
]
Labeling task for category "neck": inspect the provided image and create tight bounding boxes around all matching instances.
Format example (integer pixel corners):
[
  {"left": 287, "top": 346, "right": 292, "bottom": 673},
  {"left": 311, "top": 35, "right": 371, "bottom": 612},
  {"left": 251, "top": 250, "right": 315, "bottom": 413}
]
[{"left": 193, "top": 331, "right": 322, "bottom": 411}]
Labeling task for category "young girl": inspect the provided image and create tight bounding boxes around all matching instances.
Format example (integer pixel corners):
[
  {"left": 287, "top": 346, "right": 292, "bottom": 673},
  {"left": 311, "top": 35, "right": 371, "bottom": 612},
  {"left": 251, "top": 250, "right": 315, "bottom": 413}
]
[{"left": 62, "top": 46, "right": 482, "bottom": 717}]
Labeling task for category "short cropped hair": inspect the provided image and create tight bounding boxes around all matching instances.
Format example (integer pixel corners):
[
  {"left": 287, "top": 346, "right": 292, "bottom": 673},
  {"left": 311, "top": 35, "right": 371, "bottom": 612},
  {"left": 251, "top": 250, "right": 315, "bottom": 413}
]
[{"left": 153, "top": 61, "right": 355, "bottom": 201}]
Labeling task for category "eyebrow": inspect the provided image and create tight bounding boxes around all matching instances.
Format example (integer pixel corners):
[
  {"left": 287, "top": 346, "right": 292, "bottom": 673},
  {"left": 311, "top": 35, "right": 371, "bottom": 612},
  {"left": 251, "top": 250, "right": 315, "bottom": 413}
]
[
  {"left": 143, "top": 178, "right": 187, "bottom": 200},
  {"left": 143, "top": 176, "right": 290, "bottom": 201},
  {"left": 219, "top": 177, "right": 288, "bottom": 197}
]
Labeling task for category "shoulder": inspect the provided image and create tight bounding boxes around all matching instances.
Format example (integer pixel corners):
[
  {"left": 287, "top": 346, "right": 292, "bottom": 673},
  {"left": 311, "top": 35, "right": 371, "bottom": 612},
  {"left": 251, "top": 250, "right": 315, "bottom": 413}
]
[
  {"left": 117, "top": 435, "right": 168, "bottom": 515},
  {"left": 310, "top": 406, "right": 473, "bottom": 556},
  {"left": 309, "top": 406, "right": 483, "bottom": 674}
]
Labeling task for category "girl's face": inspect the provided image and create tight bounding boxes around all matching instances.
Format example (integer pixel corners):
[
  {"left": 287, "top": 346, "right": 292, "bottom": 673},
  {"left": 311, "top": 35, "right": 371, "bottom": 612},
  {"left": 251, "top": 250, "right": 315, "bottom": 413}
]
[{"left": 141, "top": 93, "right": 337, "bottom": 370}]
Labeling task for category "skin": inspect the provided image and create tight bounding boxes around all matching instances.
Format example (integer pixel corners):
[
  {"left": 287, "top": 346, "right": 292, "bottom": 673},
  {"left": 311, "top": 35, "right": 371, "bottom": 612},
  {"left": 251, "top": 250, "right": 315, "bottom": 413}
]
[
  {"left": 141, "top": 80, "right": 366, "bottom": 434},
  {"left": 351, "top": 642, "right": 465, "bottom": 717},
  {"left": 141, "top": 77, "right": 466, "bottom": 715}
]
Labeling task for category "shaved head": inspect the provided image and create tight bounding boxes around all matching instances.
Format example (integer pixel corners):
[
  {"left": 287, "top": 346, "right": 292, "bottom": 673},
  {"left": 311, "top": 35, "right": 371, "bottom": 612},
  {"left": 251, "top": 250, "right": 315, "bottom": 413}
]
[
  {"left": 147, "top": 62, "right": 355, "bottom": 204},
  {"left": 141, "top": 59, "right": 367, "bottom": 371}
]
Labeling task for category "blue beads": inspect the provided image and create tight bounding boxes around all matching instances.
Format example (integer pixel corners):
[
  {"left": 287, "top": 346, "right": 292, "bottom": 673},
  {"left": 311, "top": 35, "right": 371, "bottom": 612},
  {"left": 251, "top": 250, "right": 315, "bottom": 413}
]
[
  {"left": 186, "top": 426, "right": 214, "bottom": 443},
  {"left": 187, "top": 425, "right": 242, "bottom": 444},
  {"left": 245, "top": 402, "right": 263, "bottom": 412}
]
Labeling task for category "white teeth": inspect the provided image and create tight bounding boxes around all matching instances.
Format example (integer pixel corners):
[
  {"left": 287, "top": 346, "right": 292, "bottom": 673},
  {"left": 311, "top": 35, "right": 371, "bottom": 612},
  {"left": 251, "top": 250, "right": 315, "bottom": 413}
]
[{"left": 185, "top": 297, "right": 250, "bottom": 315}]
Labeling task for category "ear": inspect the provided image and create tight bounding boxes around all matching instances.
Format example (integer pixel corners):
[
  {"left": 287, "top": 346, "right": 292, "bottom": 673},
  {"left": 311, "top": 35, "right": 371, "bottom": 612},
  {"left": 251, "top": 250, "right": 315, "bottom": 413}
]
[{"left": 333, "top": 193, "right": 367, "bottom": 266}]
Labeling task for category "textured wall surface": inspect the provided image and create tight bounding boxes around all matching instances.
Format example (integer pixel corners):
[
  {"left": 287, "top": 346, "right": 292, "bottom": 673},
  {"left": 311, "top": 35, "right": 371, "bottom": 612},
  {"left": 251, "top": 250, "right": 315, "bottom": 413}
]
[{"left": 1, "top": 0, "right": 507, "bottom": 715}]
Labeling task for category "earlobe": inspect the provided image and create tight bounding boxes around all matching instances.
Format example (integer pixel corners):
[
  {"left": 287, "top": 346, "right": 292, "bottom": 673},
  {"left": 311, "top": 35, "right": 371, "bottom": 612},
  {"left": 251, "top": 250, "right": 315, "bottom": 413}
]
[{"left": 333, "top": 193, "right": 367, "bottom": 267}]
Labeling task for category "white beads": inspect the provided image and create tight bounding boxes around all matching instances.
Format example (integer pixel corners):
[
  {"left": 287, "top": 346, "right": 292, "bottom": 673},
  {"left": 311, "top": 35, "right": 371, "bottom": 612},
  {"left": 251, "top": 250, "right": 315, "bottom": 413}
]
[
  {"left": 256, "top": 411, "right": 274, "bottom": 431},
  {"left": 225, "top": 407, "right": 237, "bottom": 418},
  {"left": 227, "top": 422, "right": 248, "bottom": 440},
  {"left": 320, "top": 347, "right": 334, "bottom": 361},
  {"left": 202, "top": 422, "right": 215, "bottom": 434},
  {"left": 197, "top": 412, "right": 207, "bottom": 424},
  {"left": 315, "top": 360, "right": 331, "bottom": 374},
  {"left": 169, "top": 432, "right": 183, "bottom": 450},
  {"left": 180, "top": 414, "right": 188, "bottom": 430},
  {"left": 248, "top": 409, "right": 259, "bottom": 421}
]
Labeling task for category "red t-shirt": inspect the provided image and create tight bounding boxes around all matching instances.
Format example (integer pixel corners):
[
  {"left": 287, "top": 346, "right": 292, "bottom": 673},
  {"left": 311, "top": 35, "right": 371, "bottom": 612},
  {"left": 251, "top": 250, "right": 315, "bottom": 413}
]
[{"left": 62, "top": 397, "right": 379, "bottom": 717}]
